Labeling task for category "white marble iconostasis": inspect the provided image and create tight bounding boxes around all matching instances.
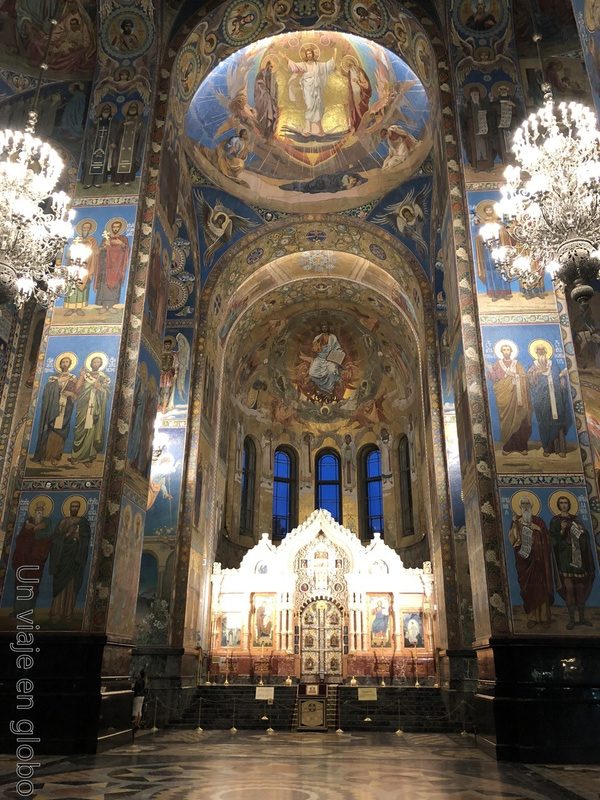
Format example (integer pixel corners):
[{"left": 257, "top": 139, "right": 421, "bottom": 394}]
[{"left": 209, "top": 509, "right": 434, "bottom": 682}]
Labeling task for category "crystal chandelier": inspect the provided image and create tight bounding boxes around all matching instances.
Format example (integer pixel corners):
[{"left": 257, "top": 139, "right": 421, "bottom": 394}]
[
  {"left": 479, "top": 83, "right": 600, "bottom": 299},
  {"left": 0, "top": 19, "right": 88, "bottom": 307}
]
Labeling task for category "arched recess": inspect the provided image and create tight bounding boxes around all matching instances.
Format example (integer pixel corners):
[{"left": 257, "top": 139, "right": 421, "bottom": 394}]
[
  {"left": 140, "top": 0, "right": 489, "bottom": 660},
  {"left": 186, "top": 230, "right": 454, "bottom": 652}
]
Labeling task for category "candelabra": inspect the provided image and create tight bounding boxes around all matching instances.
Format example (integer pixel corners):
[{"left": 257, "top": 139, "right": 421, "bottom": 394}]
[
  {"left": 255, "top": 655, "right": 268, "bottom": 686},
  {"left": 480, "top": 83, "right": 600, "bottom": 302},
  {"left": 375, "top": 652, "right": 390, "bottom": 687}
]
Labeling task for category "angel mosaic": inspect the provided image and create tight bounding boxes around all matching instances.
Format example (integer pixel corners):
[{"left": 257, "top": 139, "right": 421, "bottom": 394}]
[
  {"left": 93, "top": 63, "right": 151, "bottom": 108},
  {"left": 158, "top": 333, "right": 191, "bottom": 414},
  {"left": 371, "top": 184, "right": 431, "bottom": 260},
  {"left": 451, "top": 27, "right": 517, "bottom": 87},
  {"left": 198, "top": 193, "right": 260, "bottom": 266}
]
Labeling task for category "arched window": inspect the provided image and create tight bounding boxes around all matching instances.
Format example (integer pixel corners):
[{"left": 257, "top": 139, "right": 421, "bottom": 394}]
[
  {"left": 272, "top": 446, "right": 298, "bottom": 540},
  {"left": 315, "top": 449, "right": 342, "bottom": 522},
  {"left": 398, "top": 435, "right": 414, "bottom": 536},
  {"left": 240, "top": 437, "right": 256, "bottom": 536},
  {"left": 359, "top": 446, "right": 384, "bottom": 539}
]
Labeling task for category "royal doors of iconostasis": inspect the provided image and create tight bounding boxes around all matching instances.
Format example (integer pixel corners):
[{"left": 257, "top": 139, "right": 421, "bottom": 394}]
[{"left": 300, "top": 599, "right": 344, "bottom": 683}]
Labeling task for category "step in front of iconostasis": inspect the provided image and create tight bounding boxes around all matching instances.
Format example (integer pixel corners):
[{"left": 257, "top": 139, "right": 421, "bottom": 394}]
[
  {"left": 337, "top": 686, "right": 462, "bottom": 732},
  {"left": 173, "top": 685, "right": 298, "bottom": 730}
]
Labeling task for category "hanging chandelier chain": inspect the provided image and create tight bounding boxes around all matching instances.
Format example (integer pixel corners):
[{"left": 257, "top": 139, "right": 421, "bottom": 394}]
[{"left": 25, "top": 16, "right": 58, "bottom": 135}]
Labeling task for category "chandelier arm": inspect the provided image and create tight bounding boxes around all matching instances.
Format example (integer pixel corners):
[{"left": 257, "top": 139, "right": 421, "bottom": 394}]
[
  {"left": 7, "top": 221, "right": 23, "bottom": 253},
  {"left": 536, "top": 199, "right": 555, "bottom": 233}
]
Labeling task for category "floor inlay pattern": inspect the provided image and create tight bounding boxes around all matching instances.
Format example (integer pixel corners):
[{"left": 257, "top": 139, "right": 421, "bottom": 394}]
[
  {"left": 529, "top": 765, "right": 600, "bottom": 800},
  {"left": 0, "top": 731, "right": 592, "bottom": 799}
]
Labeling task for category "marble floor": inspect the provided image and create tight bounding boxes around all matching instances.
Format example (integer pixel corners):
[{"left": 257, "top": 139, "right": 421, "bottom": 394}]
[{"left": 1, "top": 729, "right": 599, "bottom": 799}]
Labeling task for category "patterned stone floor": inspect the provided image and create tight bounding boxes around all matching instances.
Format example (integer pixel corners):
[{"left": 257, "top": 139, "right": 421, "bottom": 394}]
[{"left": 0, "top": 730, "right": 597, "bottom": 799}]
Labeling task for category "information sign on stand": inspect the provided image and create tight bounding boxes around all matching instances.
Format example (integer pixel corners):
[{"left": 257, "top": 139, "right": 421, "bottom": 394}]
[{"left": 358, "top": 687, "right": 378, "bottom": 701}]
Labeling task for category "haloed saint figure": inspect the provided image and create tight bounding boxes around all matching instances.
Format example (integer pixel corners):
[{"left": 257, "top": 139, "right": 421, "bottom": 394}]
[
  {"left": 306, "top": 322, "right": 346, "bottom": 403},
  {"left": 292, "top": 319, "right": 358, "bottom": 406}
]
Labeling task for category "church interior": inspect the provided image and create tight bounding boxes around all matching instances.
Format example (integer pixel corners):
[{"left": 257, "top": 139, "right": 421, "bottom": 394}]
[{"left": 1, "top": 0, "right": 600, "bottom": 794}]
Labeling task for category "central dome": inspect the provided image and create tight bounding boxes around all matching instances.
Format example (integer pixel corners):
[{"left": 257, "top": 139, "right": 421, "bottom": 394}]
[{"left": 184, "top": 30, "right": 432, "bottom": 212}]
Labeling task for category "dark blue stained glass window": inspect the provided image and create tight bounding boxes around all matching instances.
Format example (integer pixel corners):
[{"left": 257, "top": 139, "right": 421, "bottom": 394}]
[
  {"left": 240, "top": 437, "right": 256, "bottom": 535},
  {"left": 316, "top": 450, "right": 342, "bottom": 522},
  {"left": 398, "top": 435, "right": 414, "bottom": 536},
  {"left": 272, "top": 447, "right": 297, "bottom": 540},
  {"left": 361, "top": 447, "right": 384, "bottom": 539}
]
